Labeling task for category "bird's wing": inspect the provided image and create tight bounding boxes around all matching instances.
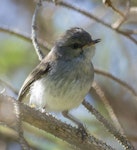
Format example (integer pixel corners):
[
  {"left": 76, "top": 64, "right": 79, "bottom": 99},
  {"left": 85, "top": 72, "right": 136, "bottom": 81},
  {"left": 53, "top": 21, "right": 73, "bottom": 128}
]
[{"left": 18, "top": 61, "right": 50, "bottom": 102}]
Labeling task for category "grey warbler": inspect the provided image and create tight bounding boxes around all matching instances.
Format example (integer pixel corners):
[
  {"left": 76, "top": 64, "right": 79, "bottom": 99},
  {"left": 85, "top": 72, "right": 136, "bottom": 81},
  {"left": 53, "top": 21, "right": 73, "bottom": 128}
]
[{"left": 18, "top": 27, "right": 100, "bottom": 134}]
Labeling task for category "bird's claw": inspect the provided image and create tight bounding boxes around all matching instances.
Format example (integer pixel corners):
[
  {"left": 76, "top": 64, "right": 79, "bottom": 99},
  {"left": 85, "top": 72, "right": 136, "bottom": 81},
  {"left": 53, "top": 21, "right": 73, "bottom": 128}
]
[{"left": 76, "top": 124, "right": 88, "bottom": 141}]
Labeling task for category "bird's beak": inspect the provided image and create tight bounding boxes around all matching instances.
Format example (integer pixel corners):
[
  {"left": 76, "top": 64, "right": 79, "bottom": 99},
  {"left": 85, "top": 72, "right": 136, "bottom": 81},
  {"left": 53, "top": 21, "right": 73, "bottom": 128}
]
[
  {"left": 87, "top": 39, "right": 101, "bottom": 47},
  {"left": 92, "top": 39, "right": 101, "bottom": 44},
  {"left": 83, "top": 39, "right": 101, "bottom": 49}
]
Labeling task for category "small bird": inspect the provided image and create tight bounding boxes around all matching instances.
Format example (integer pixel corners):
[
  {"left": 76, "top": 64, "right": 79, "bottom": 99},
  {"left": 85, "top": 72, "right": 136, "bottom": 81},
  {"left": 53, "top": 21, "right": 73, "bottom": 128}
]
[{"left": 18, "top": 27, "right": 100, "bottom": 133}]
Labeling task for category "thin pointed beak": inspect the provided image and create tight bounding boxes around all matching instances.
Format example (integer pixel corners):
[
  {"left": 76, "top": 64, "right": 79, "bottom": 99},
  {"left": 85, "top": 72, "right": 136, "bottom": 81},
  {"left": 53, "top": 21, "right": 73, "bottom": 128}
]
[
  {"left": 83, "top": 38, "right": 101, "bottom": 49},
  {"left": 92, "top": 39, "right": 101, "bottom": 44}
]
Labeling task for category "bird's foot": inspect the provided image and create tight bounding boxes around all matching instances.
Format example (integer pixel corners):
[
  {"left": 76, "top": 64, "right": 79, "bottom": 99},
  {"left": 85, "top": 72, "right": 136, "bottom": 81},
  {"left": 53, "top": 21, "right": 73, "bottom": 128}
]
[{"left": 76, "top": 124, "right": 88, "bottom": 141}]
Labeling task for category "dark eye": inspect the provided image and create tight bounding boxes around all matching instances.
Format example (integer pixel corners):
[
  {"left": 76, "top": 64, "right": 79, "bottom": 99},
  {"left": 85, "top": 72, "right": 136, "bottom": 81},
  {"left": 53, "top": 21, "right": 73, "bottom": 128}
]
[{"left": 71, "top": 43, "right": 82, "bottom": 49}]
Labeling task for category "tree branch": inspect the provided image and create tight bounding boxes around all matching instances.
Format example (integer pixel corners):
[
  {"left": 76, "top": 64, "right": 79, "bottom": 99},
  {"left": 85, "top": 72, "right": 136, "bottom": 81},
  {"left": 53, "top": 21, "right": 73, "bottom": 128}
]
[
  {"left": 0, "top": 94, "right": 115, "bottom": 150},
  {"left": 82, "top": 100, "right": 135, "bottom": 150},
  {"left": 31, "top": 0, "right": 45, "bottom": 60},
  {"left": 94, "top": 69, "right": 137, "bottom": 98},
  {"left": 111, "top": 0, "right": 131, "bottom": 29},
  {"left": 92, "top": 82, "right": 125, "bottom": 134},
  {"left": 0, "top": 25, "right": 51, "bottom": 52},
  {"left": 102, "top": 0, "right": 125, "bottom": 18}
]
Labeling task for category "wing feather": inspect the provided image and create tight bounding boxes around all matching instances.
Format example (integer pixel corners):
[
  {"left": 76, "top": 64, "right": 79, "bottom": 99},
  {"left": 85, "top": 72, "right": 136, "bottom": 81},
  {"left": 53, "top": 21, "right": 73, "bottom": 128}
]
[{"left": 18, "top": 61, "right": 50, "bottom": 102}]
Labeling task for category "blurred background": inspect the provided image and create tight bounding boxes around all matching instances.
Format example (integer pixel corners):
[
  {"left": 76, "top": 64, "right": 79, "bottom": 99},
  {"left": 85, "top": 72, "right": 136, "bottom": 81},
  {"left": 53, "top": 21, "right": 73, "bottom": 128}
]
[{"left": 0, "top": 0, "right": 137, "bottom": 149}]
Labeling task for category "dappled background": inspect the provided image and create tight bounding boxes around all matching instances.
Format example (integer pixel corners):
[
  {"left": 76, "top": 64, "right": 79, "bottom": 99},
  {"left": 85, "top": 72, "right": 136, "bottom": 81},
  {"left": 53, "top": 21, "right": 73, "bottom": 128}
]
[{"left": 0, "top": 0, "right": 137, "bottom": 149}]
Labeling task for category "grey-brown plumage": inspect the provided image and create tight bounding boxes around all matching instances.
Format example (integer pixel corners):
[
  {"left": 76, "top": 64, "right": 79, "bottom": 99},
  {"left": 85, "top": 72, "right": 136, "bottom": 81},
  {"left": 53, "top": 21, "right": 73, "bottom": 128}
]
[
  {"left": 18, "top": 27, "right": 100, "bottom": 130},
  {"left": 18, "top": 60, "right": 50, "bottom": 102}
]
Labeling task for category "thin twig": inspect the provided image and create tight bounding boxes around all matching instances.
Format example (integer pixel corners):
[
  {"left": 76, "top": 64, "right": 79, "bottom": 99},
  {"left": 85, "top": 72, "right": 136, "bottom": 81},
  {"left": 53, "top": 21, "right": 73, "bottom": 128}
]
[
  {"left": 112, "top": 0, "right": 131, "bottom": 29},
  {"left": 94, "top": 69, "right": 137, "bottom": 98},
  {"left": 82, "top": 100, "right": 135, "bottom": 150},
  {"left": 103, "top": 0, "right": 125, "bottom": 18},
  {"left": 32, "top": 0, "right": 45, "bottom": 61},
  {"left": 116, "top": 28, "right": 137, "bottom": 44},
  {"left": 109, "top": 5, "right": 124, "bottom": 18},
  {"left": 92, "top": 82, "right": 125, "bottom": 134},
  {"left": 0, "top": 25, "right": 51, "bottom": 51},
  {"left": 0, "top": 25, "right": 31, "bottom": 42},
  {"left": 122, "top": 29, "right": 137, "bottom": 35}
]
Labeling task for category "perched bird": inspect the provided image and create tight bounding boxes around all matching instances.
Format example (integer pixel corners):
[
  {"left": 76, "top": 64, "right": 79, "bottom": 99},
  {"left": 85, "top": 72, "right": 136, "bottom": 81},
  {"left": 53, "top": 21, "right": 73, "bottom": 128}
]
[{"left": 18, "top": 27, "right": 100, "bottom": 132}]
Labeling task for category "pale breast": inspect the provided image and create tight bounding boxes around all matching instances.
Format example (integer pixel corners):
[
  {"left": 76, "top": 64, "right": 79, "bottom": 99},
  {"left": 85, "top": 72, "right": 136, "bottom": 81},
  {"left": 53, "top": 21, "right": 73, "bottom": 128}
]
[{"left": 30, "top": 59, "right": 94, "bottom": 112}]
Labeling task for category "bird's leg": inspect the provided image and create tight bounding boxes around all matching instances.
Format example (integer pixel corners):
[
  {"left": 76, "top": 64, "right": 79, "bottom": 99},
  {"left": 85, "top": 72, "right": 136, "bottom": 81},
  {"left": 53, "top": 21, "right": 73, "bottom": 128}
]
[
  {"left": 62, "top": 111, "right": 83, "bottom": 127},
  {"left": 62, "top": 111, "right": 88, "bottom": 140}
]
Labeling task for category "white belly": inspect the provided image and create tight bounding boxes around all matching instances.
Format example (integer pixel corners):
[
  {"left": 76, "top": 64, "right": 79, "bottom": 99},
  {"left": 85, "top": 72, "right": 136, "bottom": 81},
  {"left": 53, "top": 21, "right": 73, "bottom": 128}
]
[
  {"left": 29, "top": 59, "right": 94, "bottom": 112},
  {"left": 30, "top": 76, "right": 92, "bottom": 112}
]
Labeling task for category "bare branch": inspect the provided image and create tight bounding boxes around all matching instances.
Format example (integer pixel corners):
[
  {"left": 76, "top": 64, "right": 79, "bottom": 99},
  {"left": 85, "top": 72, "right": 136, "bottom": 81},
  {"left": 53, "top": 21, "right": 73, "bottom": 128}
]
[
  {"left": 0, "top": 94, "right": 115, "bottom": 150},
  {"left": 0, "top": 25, "right": 51, "bottom": 51},
  {"left": 102, "top": 0, "right": 125, "bottom": 18},
  {"left": 82, "top": 100, "right": 135, "bottom": 150},
  {"left": 112, "top": 0, "right": 131, "bottom": 29},
  {"left": 92, "top": 82, "right": 124, "bottom": 134},
  {"left": 94, "top": 69, "right": 137, "bottom": 98},
  {"left": 0, "top": 25, "right": 31, "bottom": 43},
  {"left": 32, "top": 0, "right": 45, "bottom": 61},
  {"left": 122, "top": 29, "right": 137, "bottom": 35},
  {"left": 13, "top": 100, "right": 30, "bottom": 150}
]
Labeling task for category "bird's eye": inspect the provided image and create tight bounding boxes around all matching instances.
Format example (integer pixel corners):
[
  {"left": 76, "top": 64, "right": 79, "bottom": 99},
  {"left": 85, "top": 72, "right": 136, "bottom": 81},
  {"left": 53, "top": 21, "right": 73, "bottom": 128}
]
[{"left": 71, "top": 43, "right": 81, "bottom": 49}]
